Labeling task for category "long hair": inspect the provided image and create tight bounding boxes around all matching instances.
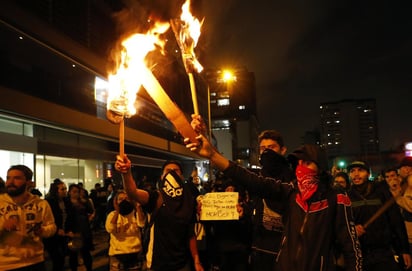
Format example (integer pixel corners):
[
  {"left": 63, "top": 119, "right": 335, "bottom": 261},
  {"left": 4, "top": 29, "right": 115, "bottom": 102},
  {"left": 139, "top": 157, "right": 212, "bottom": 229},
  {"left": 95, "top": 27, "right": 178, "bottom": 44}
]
[{"left": 45, "top": 178, "right": 64, "bottom": 200}]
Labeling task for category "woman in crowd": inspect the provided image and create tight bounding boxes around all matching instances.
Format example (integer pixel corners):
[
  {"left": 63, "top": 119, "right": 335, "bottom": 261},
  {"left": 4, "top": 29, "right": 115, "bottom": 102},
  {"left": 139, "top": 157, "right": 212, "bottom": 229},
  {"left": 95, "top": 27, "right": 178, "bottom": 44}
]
[
  {"left": 66, "top": 184, "right": 94, "bottom": 271},
  {"left": 44, "top": 178, "right": 68, "bottom": 271},
  {"left": 106, "top": 190, "right": 146, "bottom": 271}
]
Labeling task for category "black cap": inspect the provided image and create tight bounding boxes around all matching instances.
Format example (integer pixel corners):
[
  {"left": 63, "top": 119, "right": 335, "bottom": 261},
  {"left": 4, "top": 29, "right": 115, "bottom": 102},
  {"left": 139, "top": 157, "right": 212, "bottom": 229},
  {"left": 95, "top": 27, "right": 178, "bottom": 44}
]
[
  {"left": 287, "top": 144, "right": 328, "bottom": 172},
  {"left": 347, "top": 161, "right": 370, "bottom": 172},
  {"left": 399, "top": 157, "right": 412, "bottom": 168}
]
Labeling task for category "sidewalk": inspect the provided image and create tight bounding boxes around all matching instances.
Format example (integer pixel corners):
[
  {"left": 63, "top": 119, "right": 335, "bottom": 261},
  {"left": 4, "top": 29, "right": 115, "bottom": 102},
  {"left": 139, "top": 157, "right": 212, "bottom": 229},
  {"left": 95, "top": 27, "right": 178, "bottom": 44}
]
[
  {"left": 46, "top": 229, "right": 110, "bottom": 271},
  {"left": 69, "top": 229, "right": 110, "bottom": 271}
]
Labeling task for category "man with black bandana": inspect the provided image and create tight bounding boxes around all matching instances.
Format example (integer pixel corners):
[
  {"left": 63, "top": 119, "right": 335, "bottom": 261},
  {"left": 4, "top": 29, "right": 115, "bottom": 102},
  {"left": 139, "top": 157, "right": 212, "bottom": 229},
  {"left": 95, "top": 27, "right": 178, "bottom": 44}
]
[
  {"left": 186, "top": 114, "right": 363, "bottom": 271},
  {"left": 115, "top": 158, "right": 204, "bottom": 271},
  {"left": 251, "top": 130, "right": 293, "bottom": 271}
]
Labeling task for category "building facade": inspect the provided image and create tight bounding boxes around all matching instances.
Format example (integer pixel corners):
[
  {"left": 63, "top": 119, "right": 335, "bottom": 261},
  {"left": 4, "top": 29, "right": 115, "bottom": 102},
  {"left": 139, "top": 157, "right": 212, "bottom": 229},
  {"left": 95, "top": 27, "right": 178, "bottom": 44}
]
[
  {"left": 204, "top": 68, "right": 260, "bottom": 168},
  {"left": 320, "top": 98, "right": 379, "bottom": 159},
  {"left": 0, "top": 0, "right": 207, "bottom": 193}
]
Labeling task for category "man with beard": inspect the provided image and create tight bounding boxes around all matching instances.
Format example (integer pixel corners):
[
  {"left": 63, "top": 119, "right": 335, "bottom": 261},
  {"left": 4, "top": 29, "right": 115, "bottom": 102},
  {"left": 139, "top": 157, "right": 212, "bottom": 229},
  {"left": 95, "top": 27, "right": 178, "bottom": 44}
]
[
  {"left": 115, "top": 159, "right": 204, "bottom": 271},
  {"left": 251, "top": 130, "right": 293, "bottom": 271},
  {"left": 347, "top": 161, "right": 411, "bottom": 271},
  {"left": 0, "top": 165, "right": 56, "bottom": 270}
]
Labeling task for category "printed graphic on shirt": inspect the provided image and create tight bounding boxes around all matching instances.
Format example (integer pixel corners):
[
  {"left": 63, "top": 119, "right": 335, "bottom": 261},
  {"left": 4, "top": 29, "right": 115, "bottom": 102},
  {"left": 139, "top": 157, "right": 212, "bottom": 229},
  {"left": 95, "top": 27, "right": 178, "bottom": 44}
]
[
  {"left": 262, "top": 199, "right": 283, "bottom": 232},
  {"left": 0, "top": 201, "right": 44, "bottom": 246},
  {"left": 162, "top": 173, "right": 183, "bottom": 198}
]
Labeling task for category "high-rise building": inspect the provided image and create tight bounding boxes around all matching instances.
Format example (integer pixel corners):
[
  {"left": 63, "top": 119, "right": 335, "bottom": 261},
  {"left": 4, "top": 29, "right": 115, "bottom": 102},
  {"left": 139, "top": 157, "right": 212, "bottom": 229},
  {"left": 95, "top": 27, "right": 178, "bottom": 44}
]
[
  {"left": 320, "top": 99, "right": 379, "bottom": 158},
  {"left": 203, "top": 68, "right": 259, "bottom": 167}
]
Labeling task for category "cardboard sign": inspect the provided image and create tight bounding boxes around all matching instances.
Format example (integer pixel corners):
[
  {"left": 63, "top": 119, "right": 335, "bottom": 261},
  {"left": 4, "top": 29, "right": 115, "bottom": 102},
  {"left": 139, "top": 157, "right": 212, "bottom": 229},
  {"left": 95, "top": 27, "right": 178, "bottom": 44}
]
[{"left": 200, "top": 192, "right": 239, "bottom": 221}]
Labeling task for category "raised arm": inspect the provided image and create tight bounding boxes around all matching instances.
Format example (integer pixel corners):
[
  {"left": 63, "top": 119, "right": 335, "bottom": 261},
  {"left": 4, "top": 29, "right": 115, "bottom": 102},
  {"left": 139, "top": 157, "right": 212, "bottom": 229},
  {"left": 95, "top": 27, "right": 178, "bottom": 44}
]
[
  {"left": 186, "top": 114, "right": 292, "bottom": 200},
  {"left": 115, "top": 154, "right": 150, "bottom": 205},
  {"left": 185, "top": 114, "right": 230, "bottom": 171}
]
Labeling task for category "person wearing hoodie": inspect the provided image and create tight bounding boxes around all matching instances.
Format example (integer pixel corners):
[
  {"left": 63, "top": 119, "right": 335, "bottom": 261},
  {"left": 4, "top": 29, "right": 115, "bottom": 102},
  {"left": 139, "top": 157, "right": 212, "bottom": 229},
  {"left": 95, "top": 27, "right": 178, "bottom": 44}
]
[
  {"left": 0, "top": 165, "right": 56, "bottom": 271},
  {"left": 347, "top": 161, "right": 411, "bottom": 271},
  {"left": 251, "top": 130, "right": 294, "bottom": 271},
  {"left": 185, "top": 114, "right": 363, "bottom": 271}
]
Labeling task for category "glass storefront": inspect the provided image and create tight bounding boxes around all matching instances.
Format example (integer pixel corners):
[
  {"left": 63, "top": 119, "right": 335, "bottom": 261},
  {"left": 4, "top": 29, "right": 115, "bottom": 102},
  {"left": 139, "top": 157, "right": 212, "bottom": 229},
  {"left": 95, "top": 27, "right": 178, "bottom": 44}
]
[
  {"left": 0, "top": 114, "right": 208, "bottom": 197},
  {"left": 0, "top": 115, "right": 115, "bottom": 196}
]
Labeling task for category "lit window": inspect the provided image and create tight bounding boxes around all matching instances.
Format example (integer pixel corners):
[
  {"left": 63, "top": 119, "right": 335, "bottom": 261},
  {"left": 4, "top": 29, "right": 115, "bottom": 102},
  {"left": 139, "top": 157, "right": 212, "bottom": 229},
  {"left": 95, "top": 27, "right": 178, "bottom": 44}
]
[
  {"left": 214, "top": 119, "right": 230, "bottom": 128},
  {"left": 217, "top": 98, "right": 230, "bottom": 106},
  {"left": 94, "top": 77, "right": 108, "bottom": 103},
  {"left": 335, "top": 120, "right": 340, "bottom": 123}
]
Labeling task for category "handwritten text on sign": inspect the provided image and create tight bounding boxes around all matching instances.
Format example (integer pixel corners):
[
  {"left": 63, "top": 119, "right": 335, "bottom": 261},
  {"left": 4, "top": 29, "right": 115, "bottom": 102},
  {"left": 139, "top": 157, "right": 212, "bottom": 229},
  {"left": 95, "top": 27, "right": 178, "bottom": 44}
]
[{"left": 200, "top": 192, "right": 239, "bottom": 221}]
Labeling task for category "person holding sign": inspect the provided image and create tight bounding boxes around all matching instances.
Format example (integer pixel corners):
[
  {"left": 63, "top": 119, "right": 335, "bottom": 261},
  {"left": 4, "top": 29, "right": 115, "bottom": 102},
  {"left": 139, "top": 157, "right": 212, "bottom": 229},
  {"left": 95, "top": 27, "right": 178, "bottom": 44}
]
[
  {"left": 185, "top": 114, "right": 363, "bottom": 271},
  {"left": 206, "top": 180, "right": 253, "bottom": 271}
]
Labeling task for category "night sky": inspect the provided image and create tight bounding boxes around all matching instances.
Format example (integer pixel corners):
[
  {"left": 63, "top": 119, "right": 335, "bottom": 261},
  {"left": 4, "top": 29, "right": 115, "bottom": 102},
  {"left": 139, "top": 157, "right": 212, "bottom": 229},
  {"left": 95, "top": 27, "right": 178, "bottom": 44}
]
[{"left": 196, "top": 0, "right": 412, "bottom": 151}]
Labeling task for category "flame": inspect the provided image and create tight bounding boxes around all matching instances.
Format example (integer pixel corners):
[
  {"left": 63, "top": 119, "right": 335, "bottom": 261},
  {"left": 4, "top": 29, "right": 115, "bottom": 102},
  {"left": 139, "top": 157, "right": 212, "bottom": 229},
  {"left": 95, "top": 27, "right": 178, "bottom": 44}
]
[
  {"left": 171, "top": 0, "right": 204, "bottom": 73},
  {"left": 105, "top": 22, "right": 169, "bottom": 118},
  {"left": 181, "top": 0, "right": 202, "bottom": 49}
]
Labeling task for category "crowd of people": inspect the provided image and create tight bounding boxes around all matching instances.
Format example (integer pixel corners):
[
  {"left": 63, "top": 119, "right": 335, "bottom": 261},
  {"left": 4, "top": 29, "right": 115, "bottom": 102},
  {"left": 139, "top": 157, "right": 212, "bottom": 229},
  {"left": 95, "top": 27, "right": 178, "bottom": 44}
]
[
  {"left": 183, "top": 113, "right": 412, "bottom": 271},
  {"left": 1, "top": 115, "right": 412, "bottom": 271}
]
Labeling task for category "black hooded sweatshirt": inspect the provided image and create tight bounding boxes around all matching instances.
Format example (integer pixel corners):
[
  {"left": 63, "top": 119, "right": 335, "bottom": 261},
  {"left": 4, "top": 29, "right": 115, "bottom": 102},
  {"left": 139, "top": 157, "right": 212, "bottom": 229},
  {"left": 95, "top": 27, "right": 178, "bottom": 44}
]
[{"left": 223, "top": 161, "right": 363, "bottom": 271}]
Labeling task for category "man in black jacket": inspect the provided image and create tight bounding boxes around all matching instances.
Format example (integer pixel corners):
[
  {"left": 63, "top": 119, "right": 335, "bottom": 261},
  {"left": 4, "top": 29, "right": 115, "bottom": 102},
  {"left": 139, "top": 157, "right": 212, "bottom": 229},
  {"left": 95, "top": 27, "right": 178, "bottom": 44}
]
[
  {"left": 251, "top": 130, "right": 293, "bottom": 271},
  {"left": 347, "top": 160, "right": 411, "bottom": 271},
  {"left": 186, "top": 114, "right": 363, "bottom": 271}
]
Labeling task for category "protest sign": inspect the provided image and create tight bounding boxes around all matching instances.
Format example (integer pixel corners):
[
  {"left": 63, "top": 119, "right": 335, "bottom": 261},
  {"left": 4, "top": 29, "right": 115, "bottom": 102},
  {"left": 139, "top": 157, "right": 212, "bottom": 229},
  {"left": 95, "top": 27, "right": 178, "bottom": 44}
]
[{"left": 200, "top": 192, "right": 239, "bottom": 221}]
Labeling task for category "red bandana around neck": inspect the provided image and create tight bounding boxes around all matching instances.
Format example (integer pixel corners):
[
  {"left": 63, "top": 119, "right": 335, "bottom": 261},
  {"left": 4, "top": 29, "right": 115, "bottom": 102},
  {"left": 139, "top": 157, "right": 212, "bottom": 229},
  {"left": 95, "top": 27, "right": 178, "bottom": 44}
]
[{"left": 296, "top": 164, "right": 319, "bottom": 210}]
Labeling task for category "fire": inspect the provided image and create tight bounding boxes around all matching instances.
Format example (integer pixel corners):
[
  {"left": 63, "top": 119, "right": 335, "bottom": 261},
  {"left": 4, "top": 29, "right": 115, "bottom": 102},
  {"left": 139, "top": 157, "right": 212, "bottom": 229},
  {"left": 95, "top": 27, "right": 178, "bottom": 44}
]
[
  {"left": 171, "top": 0, "right": 204, "bottom": 73},
  {"left": 106, "top": 22, "right": 169, "bottom": 118},
  {"left": 181, "top": 0, "right": 202, "bottom": 50},
  {"left": 97, "top": 3, "right": 202, "bottom": 150},
  {"left": 170, "top": 0, "right": 204, "bottom": 114}
]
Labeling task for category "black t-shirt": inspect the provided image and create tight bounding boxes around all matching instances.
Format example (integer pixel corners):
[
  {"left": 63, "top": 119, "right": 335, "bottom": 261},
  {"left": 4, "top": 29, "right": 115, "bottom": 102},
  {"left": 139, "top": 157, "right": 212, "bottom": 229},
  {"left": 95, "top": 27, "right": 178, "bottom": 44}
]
[{"left": 144, "top": 172, "right": 196, "bottom": 270}]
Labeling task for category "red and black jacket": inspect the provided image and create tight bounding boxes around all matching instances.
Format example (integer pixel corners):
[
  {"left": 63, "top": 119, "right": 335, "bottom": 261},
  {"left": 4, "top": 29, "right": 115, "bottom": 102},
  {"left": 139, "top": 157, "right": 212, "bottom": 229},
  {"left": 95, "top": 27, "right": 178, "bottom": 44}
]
[{"left": 223, "top": 161, "right": 363, "bottom": 271}]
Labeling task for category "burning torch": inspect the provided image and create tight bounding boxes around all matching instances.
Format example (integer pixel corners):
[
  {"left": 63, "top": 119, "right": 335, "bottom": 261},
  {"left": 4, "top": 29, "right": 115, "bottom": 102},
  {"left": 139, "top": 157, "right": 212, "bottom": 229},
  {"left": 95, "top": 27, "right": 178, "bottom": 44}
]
[
  {"left": 106, "top": 96, "right": 131, "bottom": 157},
  {"left": 170, "top": 0, "right": 204, "bottom": 115},
  {"left": 102, "top": 21, "right": 198, "bottom": 151}
]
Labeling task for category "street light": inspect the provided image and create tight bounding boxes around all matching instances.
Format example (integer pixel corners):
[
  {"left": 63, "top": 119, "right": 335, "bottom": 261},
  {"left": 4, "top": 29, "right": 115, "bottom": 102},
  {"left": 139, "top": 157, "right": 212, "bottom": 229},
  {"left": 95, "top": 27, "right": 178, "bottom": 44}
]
[
  {"left": 338, "top": 160, "right": 346, "bottom": 169},
  {"left": 222, "top": 69, "right": 236, "bottom": 96},
  {"left": 206, "top": 68, "right": 236, "bottom": 141},
  {"left": 222, "top": 70, "right": 235, "bottom": 83}
]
